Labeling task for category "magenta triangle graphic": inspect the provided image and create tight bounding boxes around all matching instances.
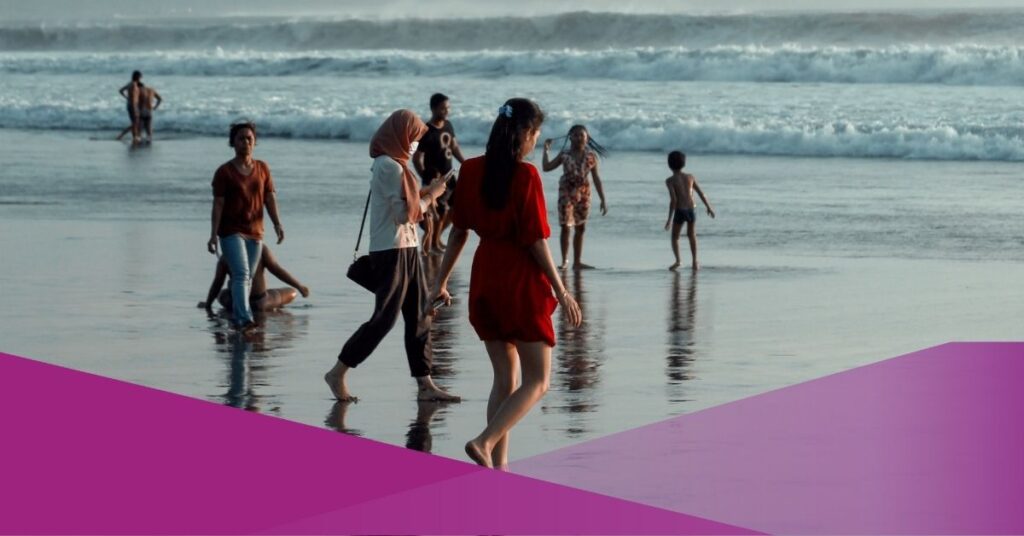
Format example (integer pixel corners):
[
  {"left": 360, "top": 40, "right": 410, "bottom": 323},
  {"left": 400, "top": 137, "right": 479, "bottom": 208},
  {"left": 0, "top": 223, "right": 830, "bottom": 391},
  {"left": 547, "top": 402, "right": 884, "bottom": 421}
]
[
  {"left": 0, "top": 351, "right": 755, "bottom": 534},
  {"left": 514, "top": 342, "right": 1024, "bottom": 534}
]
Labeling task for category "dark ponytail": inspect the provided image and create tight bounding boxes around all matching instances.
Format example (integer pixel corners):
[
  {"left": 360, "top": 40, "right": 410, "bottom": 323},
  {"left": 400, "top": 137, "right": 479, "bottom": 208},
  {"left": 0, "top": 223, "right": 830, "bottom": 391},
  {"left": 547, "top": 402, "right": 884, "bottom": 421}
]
[{"left": 481, "top": 98, "right": 545, "bottom": 210}]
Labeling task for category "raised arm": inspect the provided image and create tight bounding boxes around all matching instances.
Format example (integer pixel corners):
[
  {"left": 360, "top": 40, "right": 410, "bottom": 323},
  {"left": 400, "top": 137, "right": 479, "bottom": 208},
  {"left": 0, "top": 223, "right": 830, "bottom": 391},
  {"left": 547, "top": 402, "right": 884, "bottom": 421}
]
[
  {"left": 541, "top": 139, "right": 564, "bottom": 172},
  {"left": 528, "top": 239, "right": 582, "bottom": 327},
  {"left": 208, "top": 197, "right": 224, "bottom": 254},
  {"left": 265, "top": 191, "right": 285, "bottom": 243},
  {"left": 591, "top": 159, "right": 607, "bottom": 215},
  {"left": 694, "top": 181, "right": 715, "bottom": 218},
  {"left": 152, "top": 90, "right": 163, "bottom": 110},
  {"left": 665, "top": 180, "right": 677, "bottom": 230},
  {"left": 119, "top": 84, "right": 130, "bottom": 100}
]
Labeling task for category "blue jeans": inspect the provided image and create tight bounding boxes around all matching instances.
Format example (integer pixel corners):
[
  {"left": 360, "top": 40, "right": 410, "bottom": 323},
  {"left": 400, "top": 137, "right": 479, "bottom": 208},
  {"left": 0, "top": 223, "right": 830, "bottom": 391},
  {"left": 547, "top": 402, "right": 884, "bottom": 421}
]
[{"left": 220, "top": 234, "right": 262, "bottom": 326}]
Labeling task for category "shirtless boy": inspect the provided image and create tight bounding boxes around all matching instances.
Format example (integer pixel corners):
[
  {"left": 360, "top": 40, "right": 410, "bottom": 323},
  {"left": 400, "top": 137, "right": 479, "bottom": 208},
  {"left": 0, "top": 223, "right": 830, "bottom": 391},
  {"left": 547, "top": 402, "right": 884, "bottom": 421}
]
[{"left": 664, "top": 151, "right": 715, "bottom": 270}]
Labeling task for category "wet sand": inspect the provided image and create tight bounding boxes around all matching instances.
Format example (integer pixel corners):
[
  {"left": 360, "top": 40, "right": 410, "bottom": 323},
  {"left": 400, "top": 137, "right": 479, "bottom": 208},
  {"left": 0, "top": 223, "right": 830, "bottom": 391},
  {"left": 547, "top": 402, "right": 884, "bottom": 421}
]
[{"left": 1, "top": 128, "right": 1021, "bottom": 461}]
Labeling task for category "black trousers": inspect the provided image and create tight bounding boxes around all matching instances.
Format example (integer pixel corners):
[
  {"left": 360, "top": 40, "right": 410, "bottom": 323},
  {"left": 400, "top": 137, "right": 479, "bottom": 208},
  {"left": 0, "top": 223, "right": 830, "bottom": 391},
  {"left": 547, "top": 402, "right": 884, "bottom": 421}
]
[{"left": 338, "top": 247, "right": 432, "bottom": 377}]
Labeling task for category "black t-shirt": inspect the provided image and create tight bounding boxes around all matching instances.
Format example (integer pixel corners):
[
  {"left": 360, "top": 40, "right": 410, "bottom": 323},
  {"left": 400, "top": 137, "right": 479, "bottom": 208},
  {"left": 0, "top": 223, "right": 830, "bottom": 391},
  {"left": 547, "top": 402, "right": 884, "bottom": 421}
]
[{"left": 419, "top": 121, "right": 456, "bottom": 185}]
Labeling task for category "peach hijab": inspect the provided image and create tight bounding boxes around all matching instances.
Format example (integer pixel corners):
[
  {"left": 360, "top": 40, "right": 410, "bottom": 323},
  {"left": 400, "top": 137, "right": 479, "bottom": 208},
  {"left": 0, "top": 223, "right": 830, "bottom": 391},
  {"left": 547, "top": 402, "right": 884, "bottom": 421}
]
[{"left": 369, "top": 109, "right": 429, "bottom": 224}]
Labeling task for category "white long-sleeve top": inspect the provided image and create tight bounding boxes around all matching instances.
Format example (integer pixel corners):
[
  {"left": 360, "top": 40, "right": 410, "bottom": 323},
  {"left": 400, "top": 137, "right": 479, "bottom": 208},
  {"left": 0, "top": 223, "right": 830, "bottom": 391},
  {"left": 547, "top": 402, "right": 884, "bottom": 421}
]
[{"left": 368, "top": 155, "right": 429, "bottom": 252}]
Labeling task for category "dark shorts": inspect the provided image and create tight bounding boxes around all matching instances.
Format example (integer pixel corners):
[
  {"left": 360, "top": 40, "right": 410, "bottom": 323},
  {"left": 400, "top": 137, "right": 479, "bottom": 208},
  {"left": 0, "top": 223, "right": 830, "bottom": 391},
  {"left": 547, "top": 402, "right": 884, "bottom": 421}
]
[{"left": 673, "top": 207, "right": 696, "bottom": 225}]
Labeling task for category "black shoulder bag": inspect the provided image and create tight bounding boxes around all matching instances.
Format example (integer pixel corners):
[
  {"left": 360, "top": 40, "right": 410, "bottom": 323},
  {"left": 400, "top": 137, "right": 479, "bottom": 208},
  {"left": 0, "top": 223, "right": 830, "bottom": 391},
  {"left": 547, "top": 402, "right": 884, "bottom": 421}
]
[{"left": 346, "top": 190, "right": 377, "bottom": 291}]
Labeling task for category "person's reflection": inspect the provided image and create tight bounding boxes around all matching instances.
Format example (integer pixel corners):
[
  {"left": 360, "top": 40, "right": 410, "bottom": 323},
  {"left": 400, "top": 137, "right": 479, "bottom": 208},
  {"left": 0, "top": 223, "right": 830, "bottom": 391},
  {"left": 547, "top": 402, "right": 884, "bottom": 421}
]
[
  {"left": 209, "top": 309, "right": 309, "bottom": 413},
  {"left": 324, "top": 400, "right": 363, "bottom": 437},
  {"left": 553, "top": 269, "right": 603, "bottom": 436},
  {"left": 404, "top": 400, "right": 453, "bottom": 453},
  {"left": 666, "top": 270, "right": 698, "bottom": 403}
]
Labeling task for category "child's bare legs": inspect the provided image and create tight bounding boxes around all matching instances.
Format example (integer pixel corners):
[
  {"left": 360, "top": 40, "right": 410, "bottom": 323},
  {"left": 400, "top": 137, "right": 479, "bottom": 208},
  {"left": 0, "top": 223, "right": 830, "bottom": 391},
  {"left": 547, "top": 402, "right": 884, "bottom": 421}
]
[
  {"left": 219, "top": 287, "right": 298, "bottom": 311},
  {"left": 255, "top": 288, "right": 298, "bottom": 310},
  {"left": 466, "top": 340, "right": 550, "bottom": 468},
  {"left": 687, "top": 221, "right": 699, "bottom": 270},
  {"left": 559, "top": 225, "right": 571, "bottom": 269},
  {"left": 669, "top": 222, "right": 682, "bottom": 270},
  {"left": 431, "top": 211, "right": 449, "bottom": 252},
  {"left": 573, "top": 224, "right": 594, "bottom": 270}
]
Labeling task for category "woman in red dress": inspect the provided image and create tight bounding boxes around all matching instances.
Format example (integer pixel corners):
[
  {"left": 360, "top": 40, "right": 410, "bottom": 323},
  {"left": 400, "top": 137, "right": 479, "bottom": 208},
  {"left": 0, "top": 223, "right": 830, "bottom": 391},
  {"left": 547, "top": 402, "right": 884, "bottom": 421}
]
[{"left": 433, "top": 98, "right": 582, "bottom": 468}]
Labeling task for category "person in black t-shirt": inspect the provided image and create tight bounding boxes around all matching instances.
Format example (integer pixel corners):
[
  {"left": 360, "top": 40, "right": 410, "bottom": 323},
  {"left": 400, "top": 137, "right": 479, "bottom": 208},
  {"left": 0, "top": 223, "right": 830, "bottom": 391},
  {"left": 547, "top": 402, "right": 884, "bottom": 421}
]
[{"left": 414, "top": 93, "right": 466, "bottom": 256}]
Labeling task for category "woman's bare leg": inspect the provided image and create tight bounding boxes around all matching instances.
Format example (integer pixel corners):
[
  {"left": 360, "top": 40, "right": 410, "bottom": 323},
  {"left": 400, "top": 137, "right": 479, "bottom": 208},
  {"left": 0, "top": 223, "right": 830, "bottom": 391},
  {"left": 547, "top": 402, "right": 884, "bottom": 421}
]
[
  {"left": 466, "top": 341, "right": 550, "bottom": 468},
  {"left": 482, "top": 340, "right": 519, "bottom": 467}
]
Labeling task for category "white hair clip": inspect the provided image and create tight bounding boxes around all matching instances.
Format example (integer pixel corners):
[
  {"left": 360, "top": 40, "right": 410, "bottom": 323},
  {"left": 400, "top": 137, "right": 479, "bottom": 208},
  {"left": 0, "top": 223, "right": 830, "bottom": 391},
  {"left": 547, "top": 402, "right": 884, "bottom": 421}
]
[{"left": 498, "top": 104, "right": 513, "bottom": 118}]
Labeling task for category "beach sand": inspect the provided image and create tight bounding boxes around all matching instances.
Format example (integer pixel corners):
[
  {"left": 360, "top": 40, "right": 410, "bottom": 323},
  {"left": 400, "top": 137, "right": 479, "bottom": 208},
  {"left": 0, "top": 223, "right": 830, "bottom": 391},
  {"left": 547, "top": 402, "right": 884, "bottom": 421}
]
[{"left": 1, "top": 128, "right": 1021, "bottom": 461}]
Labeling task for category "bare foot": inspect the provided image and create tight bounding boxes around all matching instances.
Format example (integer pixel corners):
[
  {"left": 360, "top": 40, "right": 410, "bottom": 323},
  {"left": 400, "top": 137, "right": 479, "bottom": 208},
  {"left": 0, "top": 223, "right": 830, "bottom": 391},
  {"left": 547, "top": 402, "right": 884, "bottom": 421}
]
[
  {"left": 418, "top": 384, "right": 461, "bottom": 402},
  {"left": 299, "top": 285, "right": 310, "bottom": 298},
  {"left": 692, "top": 262, "right": 700, "bottom": 271},
  {"left": 669, "top": 262, "right": 680, "bottom": 271},
  {"left": 573, "top": 263, "right": 595, "bottom": 271},
  {"left": 324, "top": 368, "right": 358, "bottom": 402},
  {"left": 558, "top": 261, "right": 568, "bottom": 270},
  {"left": 465, "top": 439, "right": 492, "bottom": 468}
]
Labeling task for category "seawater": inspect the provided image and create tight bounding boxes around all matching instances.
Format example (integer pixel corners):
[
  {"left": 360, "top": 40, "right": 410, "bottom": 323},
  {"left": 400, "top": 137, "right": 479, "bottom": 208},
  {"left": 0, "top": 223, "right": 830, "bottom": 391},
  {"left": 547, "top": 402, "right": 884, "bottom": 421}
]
[{"left": 1, "top": 10, "right": 1024, "bottom": 160}]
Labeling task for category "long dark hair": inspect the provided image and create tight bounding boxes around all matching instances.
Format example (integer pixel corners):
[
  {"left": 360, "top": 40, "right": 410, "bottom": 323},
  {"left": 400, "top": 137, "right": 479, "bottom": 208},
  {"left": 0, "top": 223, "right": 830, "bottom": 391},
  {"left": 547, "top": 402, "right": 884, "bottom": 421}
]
[
  {"left": 482, "top": 98, "right": 545, "bottom": 210},
  {"left": 559, "top": 124, "right": 608, "bottom": 158}
]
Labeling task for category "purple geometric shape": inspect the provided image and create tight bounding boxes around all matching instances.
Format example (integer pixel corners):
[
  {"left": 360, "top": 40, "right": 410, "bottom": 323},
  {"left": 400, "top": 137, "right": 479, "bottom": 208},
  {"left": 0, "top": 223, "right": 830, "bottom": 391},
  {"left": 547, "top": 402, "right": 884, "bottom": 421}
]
[
  {"left": 515, "top": 342, "right": 1024, "bottom": 534},
  {"left": 0, "top": 352, "right": 755, "bottom": 535}
]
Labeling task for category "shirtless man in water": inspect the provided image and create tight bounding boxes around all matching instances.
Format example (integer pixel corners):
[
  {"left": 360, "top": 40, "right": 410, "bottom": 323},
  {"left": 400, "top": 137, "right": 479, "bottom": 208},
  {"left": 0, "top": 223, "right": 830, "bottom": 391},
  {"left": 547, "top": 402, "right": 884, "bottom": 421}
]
[
  {"left": 137, "top": 83, "right": 163, "bottom": 143},
  {"left": 117, "top": 71, "right": 143, "bottom": 144},
  {"left": 198, "top": 244, "right": 310, "bottom": 314}
]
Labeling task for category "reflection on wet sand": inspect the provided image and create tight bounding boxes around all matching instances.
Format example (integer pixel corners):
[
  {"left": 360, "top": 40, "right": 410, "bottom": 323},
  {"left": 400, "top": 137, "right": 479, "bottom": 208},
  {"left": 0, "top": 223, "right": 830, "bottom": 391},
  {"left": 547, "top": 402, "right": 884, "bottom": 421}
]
[
  {"left": 666, "top": 270, "right": 698, "bottom": 404},
  {"left": 405, "top": 400, "right": 455, "bottom": 453},
  {"left": 207, "top": 308, "right": 309, "bottom": 413},
  {"left": 551, "top": 270, "right": 604, "bottom": 437},
  {"left": 324, "top": 400, "right": 363, "bottom": 437}
]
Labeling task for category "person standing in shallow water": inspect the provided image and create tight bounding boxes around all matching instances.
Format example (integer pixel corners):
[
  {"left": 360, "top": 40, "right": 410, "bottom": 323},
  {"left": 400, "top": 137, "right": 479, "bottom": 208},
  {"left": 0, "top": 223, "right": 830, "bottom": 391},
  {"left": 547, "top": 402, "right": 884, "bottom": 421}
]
[
  {"left": 414, "top": 92, "right": 466, "bottom": 256},
  {"left": 543, "top": 124, "right": 609, "bottom": 271},
  {"left": 117, "top": 70, "right": 142, "bottom": 144},
  {"left": 433, "top": 98, "right": 582, "bottom": 469},
  {"left": 663, "top": 150, "right": 715, "bottom": 270},
  {"left": 207, "top": 121, "right": 286, "bottom": 331},
  {"left": 324, "top": 109, "right": 460, "bottom": 403}
]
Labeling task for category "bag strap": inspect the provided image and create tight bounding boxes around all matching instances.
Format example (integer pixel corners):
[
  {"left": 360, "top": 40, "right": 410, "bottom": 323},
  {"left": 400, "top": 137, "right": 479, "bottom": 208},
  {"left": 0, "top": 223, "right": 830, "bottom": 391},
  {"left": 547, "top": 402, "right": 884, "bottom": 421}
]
[{"left": 354, "top": 189, "right": 371, "bottom": 261}]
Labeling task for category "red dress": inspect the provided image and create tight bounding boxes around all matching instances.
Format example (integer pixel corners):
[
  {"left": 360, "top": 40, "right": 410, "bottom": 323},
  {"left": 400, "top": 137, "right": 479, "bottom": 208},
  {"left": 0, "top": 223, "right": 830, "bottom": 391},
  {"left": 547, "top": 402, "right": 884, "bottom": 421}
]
[{"left": 451, "top": 156, "right": 557, "bottom": 347}]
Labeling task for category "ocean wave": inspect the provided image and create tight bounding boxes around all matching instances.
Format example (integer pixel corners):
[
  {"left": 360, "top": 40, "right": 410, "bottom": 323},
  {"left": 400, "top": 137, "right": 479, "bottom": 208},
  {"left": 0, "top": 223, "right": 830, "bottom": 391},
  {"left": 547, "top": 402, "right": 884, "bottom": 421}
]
[
  {"left": 4, "top": 45, "right": 1024, "bottom": 85},
  {"left": 1, "top": 11, "right": 1022, "bottom": 52},
  {"left": 2, "top": 103, "right": 1021, "bottom": 161}
]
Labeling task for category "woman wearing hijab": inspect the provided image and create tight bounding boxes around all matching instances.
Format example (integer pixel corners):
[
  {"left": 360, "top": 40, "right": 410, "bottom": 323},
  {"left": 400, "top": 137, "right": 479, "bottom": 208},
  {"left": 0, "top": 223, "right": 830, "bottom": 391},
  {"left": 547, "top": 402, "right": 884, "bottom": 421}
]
[{"left": 325, "top": 110, "right": 459, "bottom": 403}]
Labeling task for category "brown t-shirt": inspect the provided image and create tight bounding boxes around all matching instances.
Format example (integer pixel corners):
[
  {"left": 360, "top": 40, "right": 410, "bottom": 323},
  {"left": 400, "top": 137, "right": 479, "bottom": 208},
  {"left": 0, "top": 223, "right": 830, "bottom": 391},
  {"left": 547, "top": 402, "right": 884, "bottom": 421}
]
[{"left": 212, "top": 160, "right": 276, "bottom": 239}]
